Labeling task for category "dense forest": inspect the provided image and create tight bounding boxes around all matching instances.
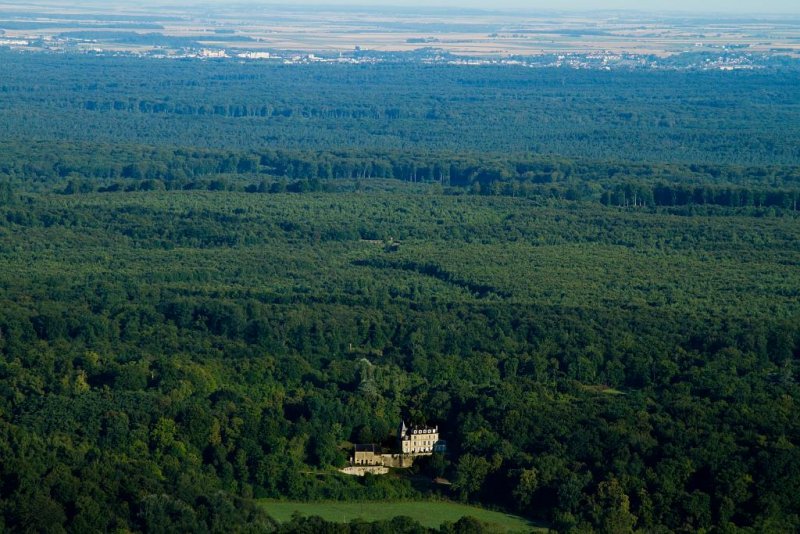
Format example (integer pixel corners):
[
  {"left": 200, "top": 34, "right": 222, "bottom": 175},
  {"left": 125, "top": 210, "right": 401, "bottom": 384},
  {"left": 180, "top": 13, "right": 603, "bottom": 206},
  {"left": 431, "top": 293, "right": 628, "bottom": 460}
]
[
  {"left": 2, "top": 51, "right": 800, "bottom": 164},
  {"left": 0, "top": 50, "right": 799, "bottom": 533}
]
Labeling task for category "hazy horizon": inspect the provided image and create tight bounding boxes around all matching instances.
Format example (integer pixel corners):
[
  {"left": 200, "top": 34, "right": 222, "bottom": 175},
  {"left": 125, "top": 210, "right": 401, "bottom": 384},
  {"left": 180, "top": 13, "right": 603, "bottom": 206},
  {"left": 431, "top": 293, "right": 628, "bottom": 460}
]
[
  {"left": 240, "top": 0, "right": 800, "bottom": 14},
  {"left": 9, "top": 0, "right": 800, "bottom": 16}
]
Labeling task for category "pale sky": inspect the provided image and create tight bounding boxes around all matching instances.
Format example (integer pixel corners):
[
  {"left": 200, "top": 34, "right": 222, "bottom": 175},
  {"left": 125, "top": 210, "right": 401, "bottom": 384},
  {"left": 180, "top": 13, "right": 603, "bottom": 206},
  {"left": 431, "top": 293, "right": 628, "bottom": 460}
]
[
  {"left": 46, "top": 0, "right": 800, "bottom": 15},
  {"left": 228, "top": 0, "right": 800, "bottom": 14}
]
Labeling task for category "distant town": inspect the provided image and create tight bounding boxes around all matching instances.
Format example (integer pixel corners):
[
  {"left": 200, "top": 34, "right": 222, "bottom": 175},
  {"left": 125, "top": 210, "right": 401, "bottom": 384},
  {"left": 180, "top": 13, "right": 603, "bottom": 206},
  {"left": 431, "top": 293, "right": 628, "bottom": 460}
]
[
  {"left": 1, "top": 2, "right": 799, "bottom": 71},
  {"left": 0, "top": 35, "right": 796, "bottom": 71}
]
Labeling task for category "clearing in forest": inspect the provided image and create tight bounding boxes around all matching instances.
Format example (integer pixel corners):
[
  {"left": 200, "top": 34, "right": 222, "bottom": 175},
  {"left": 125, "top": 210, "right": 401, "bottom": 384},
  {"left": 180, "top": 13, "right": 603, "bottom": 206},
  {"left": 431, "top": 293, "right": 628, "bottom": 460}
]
[{"left": 258, "top": 500, "right": 546, "bottom": 531}]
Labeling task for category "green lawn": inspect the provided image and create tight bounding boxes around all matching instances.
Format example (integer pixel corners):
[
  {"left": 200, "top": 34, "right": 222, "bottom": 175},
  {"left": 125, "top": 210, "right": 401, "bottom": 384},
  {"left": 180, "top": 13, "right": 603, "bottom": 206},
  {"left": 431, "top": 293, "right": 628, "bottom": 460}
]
[{"left": 258, "top": 500, "right": 546, "bottom": 531}]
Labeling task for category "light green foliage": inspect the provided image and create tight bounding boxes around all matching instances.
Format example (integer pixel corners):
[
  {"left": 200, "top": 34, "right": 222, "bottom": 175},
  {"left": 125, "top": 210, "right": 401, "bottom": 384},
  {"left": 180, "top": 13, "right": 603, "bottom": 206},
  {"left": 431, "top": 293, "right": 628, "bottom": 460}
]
[{"left": 259, "top": 500, "right": 543, "bottom": 532}]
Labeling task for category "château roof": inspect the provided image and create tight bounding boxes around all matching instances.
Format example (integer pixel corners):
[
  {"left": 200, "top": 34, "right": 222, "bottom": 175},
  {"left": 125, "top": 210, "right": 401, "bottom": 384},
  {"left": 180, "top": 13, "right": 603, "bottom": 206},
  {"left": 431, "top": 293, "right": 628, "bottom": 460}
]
[{"left": 399, "top": 421, "right": 439, "bottom": 437}]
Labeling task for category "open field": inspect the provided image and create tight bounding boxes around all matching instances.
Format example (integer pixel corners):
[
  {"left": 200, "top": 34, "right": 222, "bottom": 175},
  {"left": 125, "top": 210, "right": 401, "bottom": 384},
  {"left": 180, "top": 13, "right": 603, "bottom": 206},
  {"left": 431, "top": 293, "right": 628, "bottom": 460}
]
[{"left": 258, "top": 500, "right": 546, "bottom": 531}]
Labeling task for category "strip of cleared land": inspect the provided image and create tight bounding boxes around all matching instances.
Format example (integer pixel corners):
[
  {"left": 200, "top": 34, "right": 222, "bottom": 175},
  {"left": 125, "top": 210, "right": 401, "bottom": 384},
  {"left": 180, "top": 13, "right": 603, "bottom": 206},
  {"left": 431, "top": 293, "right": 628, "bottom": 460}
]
[{"left": 258, "top": 500, "right": 546, "bottom": 531}]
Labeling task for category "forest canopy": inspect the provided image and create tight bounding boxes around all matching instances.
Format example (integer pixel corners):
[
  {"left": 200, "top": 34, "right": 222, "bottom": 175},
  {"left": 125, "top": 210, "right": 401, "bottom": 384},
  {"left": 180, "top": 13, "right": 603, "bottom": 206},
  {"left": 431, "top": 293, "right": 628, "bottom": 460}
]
[{"left": 0, "top": 51, "right": 798, "bottom": 533}]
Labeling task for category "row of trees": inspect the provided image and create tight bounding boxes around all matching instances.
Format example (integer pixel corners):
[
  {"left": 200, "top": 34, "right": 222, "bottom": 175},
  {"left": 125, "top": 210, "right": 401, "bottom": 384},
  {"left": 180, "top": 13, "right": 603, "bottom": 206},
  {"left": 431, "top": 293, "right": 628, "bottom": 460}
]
[
  {"left": 601, "top": 183, "right": 800, "bottom": 209},
  {"left": 2, "top": 140, "right": 800, "bottom": 212},
  {"left": 3, "top": 141, "right": 799, "bottom": 186}
]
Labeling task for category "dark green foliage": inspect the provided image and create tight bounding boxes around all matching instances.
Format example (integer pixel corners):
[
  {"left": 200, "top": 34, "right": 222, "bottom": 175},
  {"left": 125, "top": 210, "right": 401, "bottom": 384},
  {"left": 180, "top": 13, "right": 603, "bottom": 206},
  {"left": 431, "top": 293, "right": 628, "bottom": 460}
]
[
  {"left": 2, "top": 51, "right": 800, "bottom": 165},
  {"left": 0, "top": 188, "right": 797, "bottom": 531},
  {"left": 1, "top": 51, "right": 799, "bottom": 533},
  {"left": 274, "top": 514, "right": 502, "bottom": 534}
]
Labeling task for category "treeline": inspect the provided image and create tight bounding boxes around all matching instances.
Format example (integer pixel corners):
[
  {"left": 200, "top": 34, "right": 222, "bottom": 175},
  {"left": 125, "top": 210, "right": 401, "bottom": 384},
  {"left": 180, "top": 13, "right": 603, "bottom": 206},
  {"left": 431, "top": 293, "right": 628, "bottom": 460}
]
[
  {"left": 2, "top": 142, "right": 799, "bottom": 187},
  {"left": 601, "top": 182, "right": 800, "bottom": 209},
  {"left": 271, "top": 515, "right": 511, "bottom": 533},
  {"left": 84, "top": 98, "right": 404, "bottom": 120},
  {"left": 3, "top": 141, "right": 800, "bottom": 210}
]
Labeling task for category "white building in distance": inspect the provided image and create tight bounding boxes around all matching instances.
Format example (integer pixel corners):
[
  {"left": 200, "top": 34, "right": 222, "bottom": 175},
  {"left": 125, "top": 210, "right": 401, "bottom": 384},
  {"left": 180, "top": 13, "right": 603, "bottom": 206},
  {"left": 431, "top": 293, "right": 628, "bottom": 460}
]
[{"left": 398, "top": 421, "right": 447, "bottom": 455}]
